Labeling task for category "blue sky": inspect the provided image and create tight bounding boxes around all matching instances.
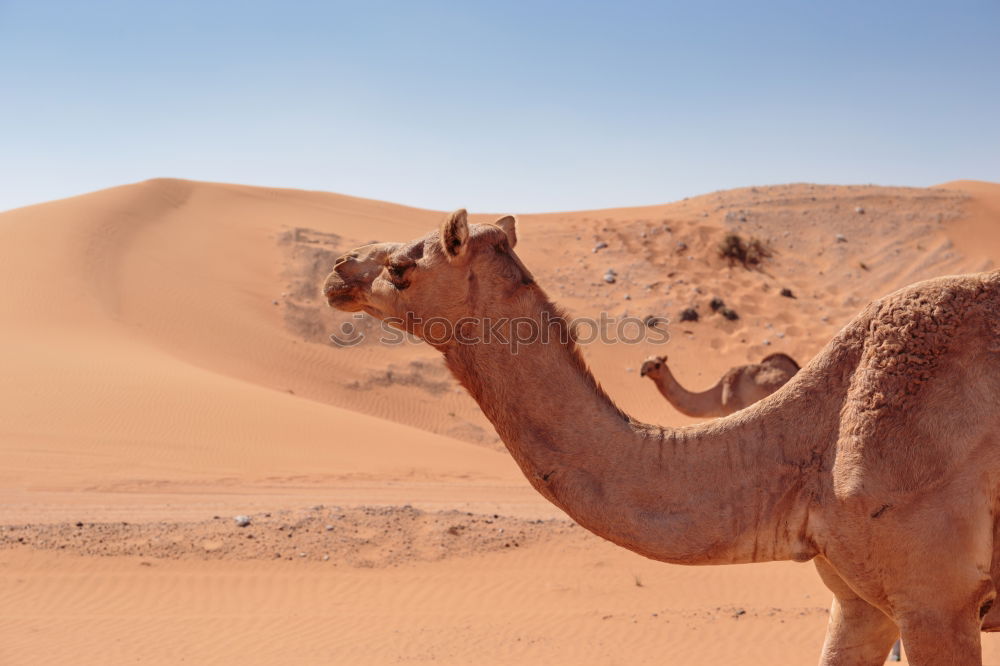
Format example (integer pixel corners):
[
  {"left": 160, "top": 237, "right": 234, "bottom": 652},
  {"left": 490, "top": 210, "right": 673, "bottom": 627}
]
[{"left": 1, "top": 0, "right": 998, "bottom": 213}]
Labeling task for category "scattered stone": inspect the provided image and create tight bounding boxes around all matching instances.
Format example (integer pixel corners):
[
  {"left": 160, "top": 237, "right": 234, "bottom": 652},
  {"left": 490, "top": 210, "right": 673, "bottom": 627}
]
[
  {"left": 859, "top": 261, "right": 870, "bottom": 271},
  {"left": 780, "top": 287, "right": 796, "bottom": 299},
  {"left": 272, "top": 300, "right": 279, "bottom": 306},
  {"left": 733, "top": 608, "right": 747, "bottom": 618},
  {"left": 855, "top": 206, "right": 865, "bottom": 214},
  {"left": 75, "top": 522, "right": 84, "bottom": 528},
  {"left": 322, "top": 554, "right": 330, "bottom": 561},
  {"left": 643, "top": 315, "right": 667, "bottom": 328},
  {"left": 720, "top": 307, "right": 739, "bottom": 321},
  {"left": 762, "top": 339, "right": 771, "bottom": 346},
  {"left": 593, "top": 241, "right": 608, "bottom": 253},
  {"left": 709, "top": 297, "right": 725, "bottom": 312},
  {"left": 325, "top": 524, "right": 335, "bottom": 531},
  {"left": 310, "top": 505, "right": 324, "bottom": 511},
  {"left": 603, "top": 269, "right": 617, "bottom": 284},
  {"left": 676, "top": 241, "right": 688, "bottom": 252},
  {"left": 234, "top": 515, "right": 251, "bottom": 528},
  {"left": 679, "top": 308, "right": 699, "bottom": 323},
  {"left": 835, "top": 234, "right": 847, "bottom": 243},
  {"left": 623, "top": 293, "right": 631, "bottom": 300}
]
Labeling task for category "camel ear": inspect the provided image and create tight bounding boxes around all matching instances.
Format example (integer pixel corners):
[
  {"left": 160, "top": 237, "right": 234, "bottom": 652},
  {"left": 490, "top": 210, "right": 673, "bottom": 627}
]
[
  {"left": 493, "top": 215, "right": 517, "bottom": 248},
  {"left": 441, "top": 209, "right": 469, "bottom": 260}
]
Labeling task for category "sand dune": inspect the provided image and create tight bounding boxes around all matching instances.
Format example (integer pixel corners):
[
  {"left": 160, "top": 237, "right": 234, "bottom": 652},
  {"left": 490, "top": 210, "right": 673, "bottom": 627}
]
[{"left": 1, "top": 178, "right": 998, "bottom": 664}]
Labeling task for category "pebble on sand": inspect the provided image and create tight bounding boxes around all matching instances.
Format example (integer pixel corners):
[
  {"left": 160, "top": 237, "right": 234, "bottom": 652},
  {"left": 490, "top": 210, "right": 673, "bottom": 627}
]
[{"left": 234, "top": 515, "right": 251, "bottom": 527}]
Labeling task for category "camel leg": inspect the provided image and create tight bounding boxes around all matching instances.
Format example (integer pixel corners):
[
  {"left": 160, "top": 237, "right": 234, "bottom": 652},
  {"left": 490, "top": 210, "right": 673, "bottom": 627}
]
[
  {"left": 881, "top": 502, "right": 996, "bottom": 665},
  {"left": 814, "top": 557, "right": 898, "bottom": 666},
  {"left": 893, "top": 593, "right": 991, "bottom": 666}
]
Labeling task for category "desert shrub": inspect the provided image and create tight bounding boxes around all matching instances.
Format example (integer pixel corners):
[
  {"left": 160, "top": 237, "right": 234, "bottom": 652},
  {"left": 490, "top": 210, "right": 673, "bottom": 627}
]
[{"left": 718, "top": 233, "right": 772, "bottom": 269}]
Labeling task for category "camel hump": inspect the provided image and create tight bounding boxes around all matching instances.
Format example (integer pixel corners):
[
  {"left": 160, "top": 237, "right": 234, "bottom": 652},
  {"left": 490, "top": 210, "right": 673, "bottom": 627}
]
[{"left": 760, "top": 353, "right": 800, "bottom": 372}]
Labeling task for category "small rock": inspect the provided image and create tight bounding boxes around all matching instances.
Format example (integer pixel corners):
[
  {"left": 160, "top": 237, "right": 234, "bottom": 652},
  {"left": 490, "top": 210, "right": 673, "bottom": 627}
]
[
  {"left": 322, "top": 554, "right": 330, "bottom": 561},
  {"left": 855, "top": 206, "right": 864, "bottom": 214},
  {"left": 623, "top": 293, "right": 631, "bottom": 300},
  {"left": 780, "top": 287, "right": 796, "bottom": 299},
  {"left": 762, "top": 339, "right": 771, "bottom": 346},
  {"left": 593, "top": 241, "right": 608, "bottom": 253},
  {"left": 709, "top": 297, "right": 725, "bottom": 312},
  {"left": 835, "top": 234, "right": 847, "bottom": 243},
  {"left": 234, "top": 515, "right": 251, "bottom": 528},
  {"left": 325, "top": 524, "right": 335, "bottom": 531},
  {"left": 603, "top": 270, "right": 617, "bottom": 284},
  {"left": 733, "top": 608, "right": 747, "bottom": 618},
  {"left": 310, "top": 505, "right": 324, "bottom": 511},
  {"left": 272, "top": 300, "right": 279, "bottom": 306},
  {"left": 299, "top": 552, "right": 307, "bottom": 558},
  {"left": 679, "top": 308, "right": 699, "bottom": 323},
  {"left": 720, "top": 307, "right": 739, "bottom": 321},
  {"left": 676, "top": 241, "right": 688, "bottom": 252}
]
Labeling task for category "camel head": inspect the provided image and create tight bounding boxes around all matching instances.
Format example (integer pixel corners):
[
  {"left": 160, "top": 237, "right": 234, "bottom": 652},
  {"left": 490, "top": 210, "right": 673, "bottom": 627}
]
[
  {"left": 323, "top": 209, "right": 531, "bottom": 342},
  {"left": 639, "top": 355, "right": 669, "bottom": 379}
]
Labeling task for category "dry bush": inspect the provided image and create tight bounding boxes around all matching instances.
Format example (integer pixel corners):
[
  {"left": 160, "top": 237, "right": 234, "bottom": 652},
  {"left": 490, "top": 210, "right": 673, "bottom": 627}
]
[{"left": 718, "top": 233, "right": 773, "bottom": 269}]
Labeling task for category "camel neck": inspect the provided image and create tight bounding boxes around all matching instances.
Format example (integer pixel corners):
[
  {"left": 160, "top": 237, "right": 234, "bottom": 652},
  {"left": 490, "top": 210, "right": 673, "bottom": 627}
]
[
  {"left": 654, "top": 364, "right": 727, "bottom": 417},
  {"left": 441, "top": 288, "right": 836, "bottom": 565}
]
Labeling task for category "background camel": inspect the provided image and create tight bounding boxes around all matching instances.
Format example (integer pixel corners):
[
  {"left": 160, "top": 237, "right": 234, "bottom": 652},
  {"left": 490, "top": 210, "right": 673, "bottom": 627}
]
[
  {"left": 324, "top": 210, "right": 1000, "bottom": 665},
  {"left": 639, "top": 353, "right": 800, "bottom": 417}
]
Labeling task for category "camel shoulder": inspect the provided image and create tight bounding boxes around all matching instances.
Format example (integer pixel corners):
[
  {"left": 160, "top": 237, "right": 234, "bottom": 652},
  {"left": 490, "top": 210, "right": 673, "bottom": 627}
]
[{"left": 834, "top": 271, "right": 1000, "bottom": 492}]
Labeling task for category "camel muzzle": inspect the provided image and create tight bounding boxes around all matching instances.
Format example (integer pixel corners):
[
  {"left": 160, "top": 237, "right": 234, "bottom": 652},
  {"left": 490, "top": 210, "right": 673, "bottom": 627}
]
[{"left": 323, "top": 272, "right": 363, "bottom": 311}]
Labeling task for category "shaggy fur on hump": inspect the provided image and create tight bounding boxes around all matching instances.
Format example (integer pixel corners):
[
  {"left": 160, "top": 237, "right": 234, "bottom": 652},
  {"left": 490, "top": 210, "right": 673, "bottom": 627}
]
[
  {"left": 853, "top": 271, "right": 999, "bottom": 412},
  {"left": 836, "top": 270, "right": 1000, "bottom": 493}
]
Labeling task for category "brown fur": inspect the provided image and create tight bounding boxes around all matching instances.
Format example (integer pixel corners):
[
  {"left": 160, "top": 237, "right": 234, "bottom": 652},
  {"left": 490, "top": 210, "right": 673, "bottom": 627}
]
[{"left": 325, "top": 210, "right": 1000, "bottom": 665}]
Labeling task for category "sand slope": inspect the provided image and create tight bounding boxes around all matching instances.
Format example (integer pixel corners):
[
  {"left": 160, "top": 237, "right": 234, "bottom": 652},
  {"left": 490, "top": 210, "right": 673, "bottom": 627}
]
[{"left": 1, "top": 178, "right": 999, "bottom": 664}]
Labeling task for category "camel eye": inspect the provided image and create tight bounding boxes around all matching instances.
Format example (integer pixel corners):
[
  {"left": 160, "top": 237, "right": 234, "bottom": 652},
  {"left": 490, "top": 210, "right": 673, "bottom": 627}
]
[{"left": 387, "top": 262, "right": 412, "bottom": 289}]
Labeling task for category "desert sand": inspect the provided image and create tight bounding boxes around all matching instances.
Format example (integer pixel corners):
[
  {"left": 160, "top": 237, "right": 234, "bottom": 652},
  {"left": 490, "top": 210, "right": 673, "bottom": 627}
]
[{"left": 1, "top": 178, "right": 998, "bottom": 664}]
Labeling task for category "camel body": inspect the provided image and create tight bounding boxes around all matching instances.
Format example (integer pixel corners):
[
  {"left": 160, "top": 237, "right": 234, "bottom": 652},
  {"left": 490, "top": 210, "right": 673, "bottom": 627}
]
[
  {"left": 324, "top": 210, "right": 1000, "bottom": 665},
  {"left": 640, "top": 353, "right": 800, "bottom": 417}
]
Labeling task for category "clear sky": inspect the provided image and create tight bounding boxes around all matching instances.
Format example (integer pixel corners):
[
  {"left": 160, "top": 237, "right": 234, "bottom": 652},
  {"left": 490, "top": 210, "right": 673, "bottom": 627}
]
[{"left": 2, "top": 0, "right": 998, "bottom": 213}]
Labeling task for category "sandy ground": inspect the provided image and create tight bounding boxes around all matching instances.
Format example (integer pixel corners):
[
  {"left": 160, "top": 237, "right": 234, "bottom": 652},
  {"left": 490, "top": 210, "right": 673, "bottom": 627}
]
[{"left": 1, "top": 178, "right": 999, "bottom": 664}]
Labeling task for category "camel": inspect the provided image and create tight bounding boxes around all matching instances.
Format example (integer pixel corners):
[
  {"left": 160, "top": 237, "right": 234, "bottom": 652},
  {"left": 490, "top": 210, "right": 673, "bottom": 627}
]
[
  {"left": 324, "top": 210, "right": 1000, "bottom": 665},
  {"left": 639, "top": 353, "right": 800, "bottom": 417}
]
